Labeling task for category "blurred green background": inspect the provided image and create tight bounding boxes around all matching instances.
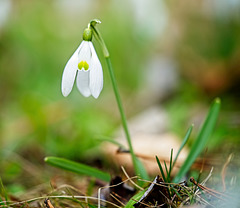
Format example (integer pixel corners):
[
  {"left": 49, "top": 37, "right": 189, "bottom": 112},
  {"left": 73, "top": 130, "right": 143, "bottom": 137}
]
[{"left": 0, "top": 0, "right": 240, "bottom": 195}]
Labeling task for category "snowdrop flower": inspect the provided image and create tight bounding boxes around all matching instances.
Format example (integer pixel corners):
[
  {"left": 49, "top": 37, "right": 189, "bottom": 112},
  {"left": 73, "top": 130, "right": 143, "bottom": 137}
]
[{"left": 61, "top": 27, "right": 103, "bottom": 98}]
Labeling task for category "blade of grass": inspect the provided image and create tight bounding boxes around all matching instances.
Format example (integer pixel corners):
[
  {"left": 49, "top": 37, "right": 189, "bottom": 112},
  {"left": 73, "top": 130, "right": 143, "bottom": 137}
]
[
  {"left": 125, "top": 189, "right": 146, "bottom": 208},
  {"left": 95, "top": 135, "right": 126, "bottom": 149},
  {"left": 164, "top": 161, "right": 169, "bottom": 181},
  {"left": 136, "top": 157, "right": 149, "bottom": 181},
  {"left": 0, "top": 177, "right": 8, "bottom": 207},
  {"left": 173, "top": 98, "right": 221, "bottom": 183},
  {"left": 87, "top": 178, "right": 96, "bottom": 196},
  {"left": 45, "top": 157, "right": 110, "bottom": 182},
  {"left": 173, "top": 124, "right": 193, "bottom": 167},
  {"left": 168, "top": 149, "right": 173, "bottom": 181},
  {"left": 156, "top": 156, "right": 167, "bottom": 182}
]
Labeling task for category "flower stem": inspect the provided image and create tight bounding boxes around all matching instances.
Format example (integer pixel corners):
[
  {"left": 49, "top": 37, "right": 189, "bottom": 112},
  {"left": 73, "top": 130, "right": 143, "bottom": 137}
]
[
  {"left": 105, "top": 57, "right": 138, "bottom": 173},
  {"left": 90, "top": 20, "right": 148, "bottom": 178}
]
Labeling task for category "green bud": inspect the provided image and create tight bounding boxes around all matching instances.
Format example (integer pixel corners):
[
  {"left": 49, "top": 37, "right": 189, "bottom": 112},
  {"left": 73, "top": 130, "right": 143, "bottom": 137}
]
[{"left": 83, "top": 28, "right": 92, "bottom": 41}]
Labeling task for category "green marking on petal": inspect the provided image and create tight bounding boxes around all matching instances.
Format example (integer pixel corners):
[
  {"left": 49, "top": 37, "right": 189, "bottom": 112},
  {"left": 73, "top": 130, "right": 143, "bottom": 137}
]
[{"left": 78, "top": 61, "right": 89, "bottom": 71}]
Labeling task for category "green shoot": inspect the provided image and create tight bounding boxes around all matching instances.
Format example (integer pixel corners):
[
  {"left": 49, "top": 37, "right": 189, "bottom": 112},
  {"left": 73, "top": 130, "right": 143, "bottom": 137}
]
[
  {"left": 124, "top": 189, "right": 146, "bottom": 208},
  {"left": 168, "top": 149, "right": 173, "bottom": 182},
  {"left": 173, "top": 98, "right": 221, "bottom": 183},
  {"left": 173, "top": 124, "right": 194, "bottom": 167},
  {"left": 156, "top": 156, "right": 167, "bottom": 182}
]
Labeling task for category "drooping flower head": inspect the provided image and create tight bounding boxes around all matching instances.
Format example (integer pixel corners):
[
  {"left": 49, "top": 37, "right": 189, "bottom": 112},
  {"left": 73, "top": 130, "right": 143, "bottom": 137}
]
[{"left": 61, "top": 25, "right": 103, "bottom": 98}]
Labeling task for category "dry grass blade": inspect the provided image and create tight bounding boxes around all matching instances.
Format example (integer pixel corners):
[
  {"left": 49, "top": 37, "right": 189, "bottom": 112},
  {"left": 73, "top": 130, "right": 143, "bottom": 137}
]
[
  {"left": 190, "top": 177, "right": 233, "bottom": 201},
  {"left": 0, "top": 195, "right": 122, "bottom": 208},
  {"left": 221, "top": 153, "right": 233, "bottom": 192},
  {"left": 121, "top": 166, "right": 143, "bottom": 191}
]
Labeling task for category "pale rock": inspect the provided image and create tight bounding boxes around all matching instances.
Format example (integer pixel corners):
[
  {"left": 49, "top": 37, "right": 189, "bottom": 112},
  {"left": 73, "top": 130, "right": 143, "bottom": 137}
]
[{"left": 102, "top": 106, "right": 188, "bottom": 176}]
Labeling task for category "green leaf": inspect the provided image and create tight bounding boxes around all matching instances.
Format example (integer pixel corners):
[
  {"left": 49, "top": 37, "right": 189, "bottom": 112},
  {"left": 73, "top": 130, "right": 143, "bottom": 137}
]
[
  {"left": 45, "top": 157, "right": 110, "bottom": 182},
  {"left": 125, "top": 190, "right": 146, "bottom": 208},
  {"left": 156, "top": 156, "right": 167, "bottom": 182},
  {"left": 173, "top": 124, "right": 193, "bottom": 167},
  {"left": 135, "top": 157, "right": 149, "bottom": 181},
  {"left": 168, "top": 149, "right": 173, "bottom": 182},
  {"left": 173, "top": 98, "right": 221, "bottom": 183},
  {"left": 163, "top": 161, "right": 169, "bottom": 182}
]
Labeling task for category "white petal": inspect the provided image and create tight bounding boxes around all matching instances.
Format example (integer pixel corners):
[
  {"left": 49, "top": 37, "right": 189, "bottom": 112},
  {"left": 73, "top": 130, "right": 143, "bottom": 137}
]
[
  {"left": 61, "top": 43, "right": 83, "bottom": 97},
  {"left": 78, "top": 41, "right": 91, "bottom": 69},
  {"left": 76, "top": 70, "right": 91, "bottom": 97},
  {"left": 89, "top": 43, "right": 103, "bottom": 99}
]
